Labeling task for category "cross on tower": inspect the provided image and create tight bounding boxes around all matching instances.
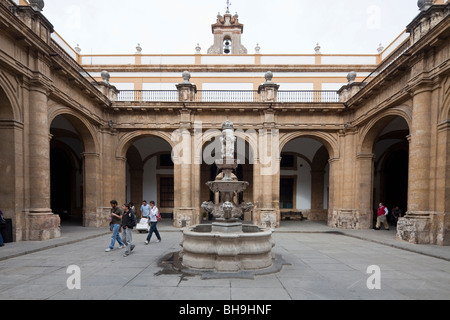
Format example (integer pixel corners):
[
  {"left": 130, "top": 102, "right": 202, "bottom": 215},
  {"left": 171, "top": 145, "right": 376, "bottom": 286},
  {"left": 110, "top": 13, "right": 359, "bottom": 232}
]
[{"left": 226, "top": 0, "right": 231, "bottom": 13}]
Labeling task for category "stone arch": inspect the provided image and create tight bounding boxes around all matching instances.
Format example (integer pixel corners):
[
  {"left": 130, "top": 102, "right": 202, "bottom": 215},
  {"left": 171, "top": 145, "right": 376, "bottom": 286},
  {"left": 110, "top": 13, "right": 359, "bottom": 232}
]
[
  {"left": 0, "top": 72, "right": 21, "bottom": 121},
  {"left": 48, "top": 109, "right": 102, "bottom": 226},
  {"left": 439, "top": 76, "right": 450, "bottom": 123},
  {"left": 0, "top": 83, "right": 19, "bottom": 234},
  {"left": 279, "top": 131, "right": 338, "bottom": 159},
  {"left": 359, "top": 105, "right": 412, "bottom": 154},
  {"left": 116, "top": 131, "right": 175, "bottom": 159},
  {"left": 48, "top": 107, "right": 99, "bottom": 154},
  {"left": 356, "top": 106, "right": 411, "bottom": 228}
]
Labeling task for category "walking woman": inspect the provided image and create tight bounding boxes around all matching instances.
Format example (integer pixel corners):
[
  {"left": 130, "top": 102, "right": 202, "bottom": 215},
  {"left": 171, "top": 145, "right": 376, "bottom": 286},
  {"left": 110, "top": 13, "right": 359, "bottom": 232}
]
[{"left": 145, "top": 201, "right": 161, "bottom": 244}]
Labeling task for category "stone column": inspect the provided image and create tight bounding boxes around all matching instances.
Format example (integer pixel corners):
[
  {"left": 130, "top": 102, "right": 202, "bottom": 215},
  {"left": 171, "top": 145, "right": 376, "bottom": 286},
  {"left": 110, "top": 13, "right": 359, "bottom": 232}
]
[
  {"left": 82, "top": 152, "right": 106, "bottom": 227},
  {"left": 310, "top": 169, "right": 326, "bottom": 220},
  {"left": 173, "top": 121, "right": 196, "bottom": 227},
  {"left": 397, "top": 83, "right": 433, "bottom": 244},
  {"left": 27, "top": 85, "right": 60, "bottom": 240},
  {"left": 116, "top": 156, "right": 127, "bottom": 206},
  {"left": 330, "top": 130, "right": 360, "bottom": 229},
  {"left": 356, "top": 153, "right": 375, "bottom": 229},
  {"left": 327, "top": 157, "right": 342, "bottom": 227},
  {"left": 254, "top": 125, "right": 279, "bottom": 228}
]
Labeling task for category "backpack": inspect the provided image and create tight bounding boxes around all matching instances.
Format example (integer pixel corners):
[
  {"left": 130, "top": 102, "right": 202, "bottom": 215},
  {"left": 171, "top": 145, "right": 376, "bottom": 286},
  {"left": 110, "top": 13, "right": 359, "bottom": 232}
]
[{"left": 131, "top": 210, "right": 137, "bottom": 227}]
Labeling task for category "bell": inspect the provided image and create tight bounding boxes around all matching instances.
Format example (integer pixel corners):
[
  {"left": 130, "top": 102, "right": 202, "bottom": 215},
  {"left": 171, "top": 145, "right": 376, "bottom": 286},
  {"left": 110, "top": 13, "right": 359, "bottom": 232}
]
[{"left": 223, "top": 40, "right": 231, "bottom": 54}]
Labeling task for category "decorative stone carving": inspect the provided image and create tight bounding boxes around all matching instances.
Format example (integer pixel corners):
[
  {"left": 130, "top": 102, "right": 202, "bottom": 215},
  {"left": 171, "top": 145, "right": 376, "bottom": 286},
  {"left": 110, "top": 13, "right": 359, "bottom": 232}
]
[
  {"left": 331, "top": 209, "right": 360, "bottom": 229},
  {"left": 29, "top": 0, "right": 44, "bottom": 11},
  {"left": 377, "top": 43, "right": 384, "bottom": 53},
  {"left": 220, "top": 120, "right": 236, "bottom": 160},
  {"left": 176, "top": 71, "right": 197, "bottom": 102},
  {"left": 181, "top": 70, "right": 191, "bottom": 83},
  {"left": 258, "top": 71, "right": 280, "bottom": 102},
  {"left": 347, "top": 71, "right": 357, "bottom": 84},
  {"left": 101, "top": 70, "right": 110, "bottom": 84},
  {"left": 418, "top": 0, "right": 433, "bottom": 11},
  {"left": 314, "top": 43, "right": 321, "bottom": 54},
  {"left": 255, "top": 43, "right": 261, "bottom": 54},
  {"left": 135, "top": 43, "right": 142, "bottom": 54}
]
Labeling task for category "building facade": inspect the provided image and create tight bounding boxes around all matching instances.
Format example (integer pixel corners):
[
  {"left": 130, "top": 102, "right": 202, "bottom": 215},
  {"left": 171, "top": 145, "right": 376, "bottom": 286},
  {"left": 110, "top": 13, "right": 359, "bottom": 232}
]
[{"left": 0, "top": 0, "right": 449, "bottom": 245}]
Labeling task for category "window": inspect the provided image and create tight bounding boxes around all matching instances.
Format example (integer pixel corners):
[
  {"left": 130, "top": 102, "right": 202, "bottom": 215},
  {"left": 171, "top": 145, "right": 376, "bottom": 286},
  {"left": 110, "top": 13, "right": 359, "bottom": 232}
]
[
  {"left": 158, "top": 153, "right": 174, "bottom": 168},
  {"left": 159, "top": 176, "right": 174, "bottom": 208},
  {"left": 280, "top": 153, "right": 296, "bottom": 170},
  {"left": 280, "top": 177, "right": 295, "bottom": 209}
]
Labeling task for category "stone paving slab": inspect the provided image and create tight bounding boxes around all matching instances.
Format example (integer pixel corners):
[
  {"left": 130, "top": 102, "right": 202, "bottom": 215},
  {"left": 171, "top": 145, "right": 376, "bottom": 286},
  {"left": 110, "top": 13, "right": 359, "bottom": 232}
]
[{"left": 0, "top": 221, "right": 449, "bottom": 301}]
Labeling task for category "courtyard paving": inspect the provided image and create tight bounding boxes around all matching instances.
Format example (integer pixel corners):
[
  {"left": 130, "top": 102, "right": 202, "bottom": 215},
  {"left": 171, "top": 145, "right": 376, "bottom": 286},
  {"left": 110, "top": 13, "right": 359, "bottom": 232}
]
[{"left": 0, "top": 221, "right": 449, "bottom": 301}]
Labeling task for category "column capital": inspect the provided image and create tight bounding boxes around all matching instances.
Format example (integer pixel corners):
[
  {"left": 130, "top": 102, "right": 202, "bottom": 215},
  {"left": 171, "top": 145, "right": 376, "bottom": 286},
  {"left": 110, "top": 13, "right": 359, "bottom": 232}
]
[
  {"left": 82, "top": 152, "right": 100, "bottom": 159},
  {"left": 356, "top": 152, "right": 375, "bottom": 160},
  {"left": 407, "top": 78, "right": 434, "bottom": 96}
]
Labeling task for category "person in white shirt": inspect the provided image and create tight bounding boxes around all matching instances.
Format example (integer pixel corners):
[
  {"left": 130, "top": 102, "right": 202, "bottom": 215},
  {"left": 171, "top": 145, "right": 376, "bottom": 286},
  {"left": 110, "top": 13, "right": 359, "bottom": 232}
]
[
  {"left": 140, "top": 200, "right": 150, "bottom": 219},
  {"left": 145, "top": 201, "right": 161, "bottom": 244}
]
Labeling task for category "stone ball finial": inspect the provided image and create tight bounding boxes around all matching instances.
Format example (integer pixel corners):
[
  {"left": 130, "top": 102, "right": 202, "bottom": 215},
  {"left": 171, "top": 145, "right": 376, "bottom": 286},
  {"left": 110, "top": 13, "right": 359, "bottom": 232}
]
[
  {"left": 29, "top": 0, "right": 44, "bottom": 11},
  {"left": 377, "top": 43, "right": 384, "bottom": 53},
  {"left": 136, "top": 43, "right": 142, "bottom": 54},
  {"left": 222, "top": 119, "right": 234, "bottom": 131},
  {"left": 255, "top": 43, "right": 261, "bottom": 54},
  {"left": 417, "top": 0, "right": 433, "bottom": 11},
  {"left": 182, "top": 71, "right": 191, "bottom": 82},
  {"left": 101, "top": 70, "right": 110, "bottom": 84},
  {"left": 74, "top": 44, "right": 81, "bottom": 54},
  {"left": 195, "top": 43, "right": 201, "bottom": 54},
  {"left": 314, "top": 43, "right": 321, "bottom": 54},
  {"left": 265, "top": 71, "right": 274, "bottom": 83},
  {"left": 347, "top": 71, "right": 357, "bottom": 84}
]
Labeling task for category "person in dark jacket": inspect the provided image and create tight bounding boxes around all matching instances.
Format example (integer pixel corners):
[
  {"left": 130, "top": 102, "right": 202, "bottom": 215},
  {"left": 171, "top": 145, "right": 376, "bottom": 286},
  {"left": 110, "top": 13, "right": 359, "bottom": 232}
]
[
  {"left": 0, "top": 210, "right": 5, "bottom": 247},
  {"left": 121, "top": 203, "right": 136, "bottom": 257}
]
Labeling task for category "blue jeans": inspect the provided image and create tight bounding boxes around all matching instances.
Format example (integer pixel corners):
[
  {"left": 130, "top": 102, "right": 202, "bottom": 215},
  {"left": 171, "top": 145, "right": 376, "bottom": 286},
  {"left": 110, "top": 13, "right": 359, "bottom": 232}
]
[
  {"left": 0, "top": 230, "right": 4, "bottom": 246},
  {"left": 109, "top": 224, "right": 124, "bottom": 249},
  {"left": 146, "top": 222, "right": 161, "bottom": 242}
]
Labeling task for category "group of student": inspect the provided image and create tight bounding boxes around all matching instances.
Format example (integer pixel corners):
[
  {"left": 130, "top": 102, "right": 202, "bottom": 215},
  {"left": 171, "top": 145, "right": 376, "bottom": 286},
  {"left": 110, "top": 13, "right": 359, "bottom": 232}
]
[{"left": 106, "top": 200, "right": 162, "bottom": 257}]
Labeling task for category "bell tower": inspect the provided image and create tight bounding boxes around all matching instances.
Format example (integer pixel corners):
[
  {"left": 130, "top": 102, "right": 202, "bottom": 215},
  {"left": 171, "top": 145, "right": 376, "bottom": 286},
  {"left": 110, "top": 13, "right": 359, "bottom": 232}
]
[{"left": 207, "top": 1, "right": 248, "bottom": 55}]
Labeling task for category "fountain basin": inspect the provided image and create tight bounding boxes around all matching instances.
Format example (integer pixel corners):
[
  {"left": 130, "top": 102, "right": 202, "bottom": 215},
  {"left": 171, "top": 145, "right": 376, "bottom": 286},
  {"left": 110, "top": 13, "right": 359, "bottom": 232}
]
[
  {"left": 180, "top": 224, "right": 275, "bottom": 272},
  {"left": 206, "top": 181, "right": 249, "bottom": 193}
]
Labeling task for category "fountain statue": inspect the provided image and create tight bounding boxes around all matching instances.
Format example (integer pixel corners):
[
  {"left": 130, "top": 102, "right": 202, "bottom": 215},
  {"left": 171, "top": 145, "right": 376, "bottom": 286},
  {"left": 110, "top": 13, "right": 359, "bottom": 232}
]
[{"left": 180, "top": 120, "right": 276, "bottom": 273}]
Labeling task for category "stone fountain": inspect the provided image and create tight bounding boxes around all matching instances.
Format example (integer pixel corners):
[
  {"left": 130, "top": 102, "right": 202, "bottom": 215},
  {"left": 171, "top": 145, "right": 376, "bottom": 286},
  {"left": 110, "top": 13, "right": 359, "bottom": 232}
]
[{"left": 180, "top": 120, "right": 276, "bottom": 273}]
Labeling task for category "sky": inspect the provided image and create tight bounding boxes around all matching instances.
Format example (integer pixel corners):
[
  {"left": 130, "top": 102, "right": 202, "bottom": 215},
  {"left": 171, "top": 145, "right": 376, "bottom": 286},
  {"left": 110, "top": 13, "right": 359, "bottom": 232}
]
[{"left": 40, "top": 0, "right": 422, "bottom": 55}]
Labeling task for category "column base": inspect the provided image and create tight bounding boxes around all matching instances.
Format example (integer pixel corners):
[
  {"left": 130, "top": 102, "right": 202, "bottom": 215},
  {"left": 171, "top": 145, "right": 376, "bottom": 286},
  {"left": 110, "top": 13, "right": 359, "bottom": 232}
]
[
  {"left": 174, "top": 208, "right": 198, "bottom": 228},
  {"left": 84, "top": 207, "right": 110, "bottom": 228},
  {"left": 308, "top": 209, "right": 328, "bottom": 221},
  {"left": 396, "top": 212, "right": 431, "bottom": 244},
  {"left": 329, "top": 209, "right": 372, "bottom": 229},
  {"left": 254, "top": 208, "right": 278, "bottom": 229},
  {"left": 397, "top": 211, "right": 450, "bottom": 246},
  {"left": 27, "top": 210, "right": 61, "bottom": 241}
]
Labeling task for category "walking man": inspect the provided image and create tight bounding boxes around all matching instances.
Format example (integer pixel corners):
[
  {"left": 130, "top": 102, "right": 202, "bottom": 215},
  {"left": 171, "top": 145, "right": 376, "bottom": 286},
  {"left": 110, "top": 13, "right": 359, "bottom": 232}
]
[
  {"left": 122, "top": 203, "right": 136, "bottom": 257},
  {"left": 140, "top": 200, "right": 150, "bottom": 219},
  {"left": 106, "top": 200, "right": 125, "bottom": 252},
  {"left": 375, "top": 202, "right": 389, "bottom": 230},
  {"left": 145, "top": 201, "right": 161, "bottom": 244}
]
